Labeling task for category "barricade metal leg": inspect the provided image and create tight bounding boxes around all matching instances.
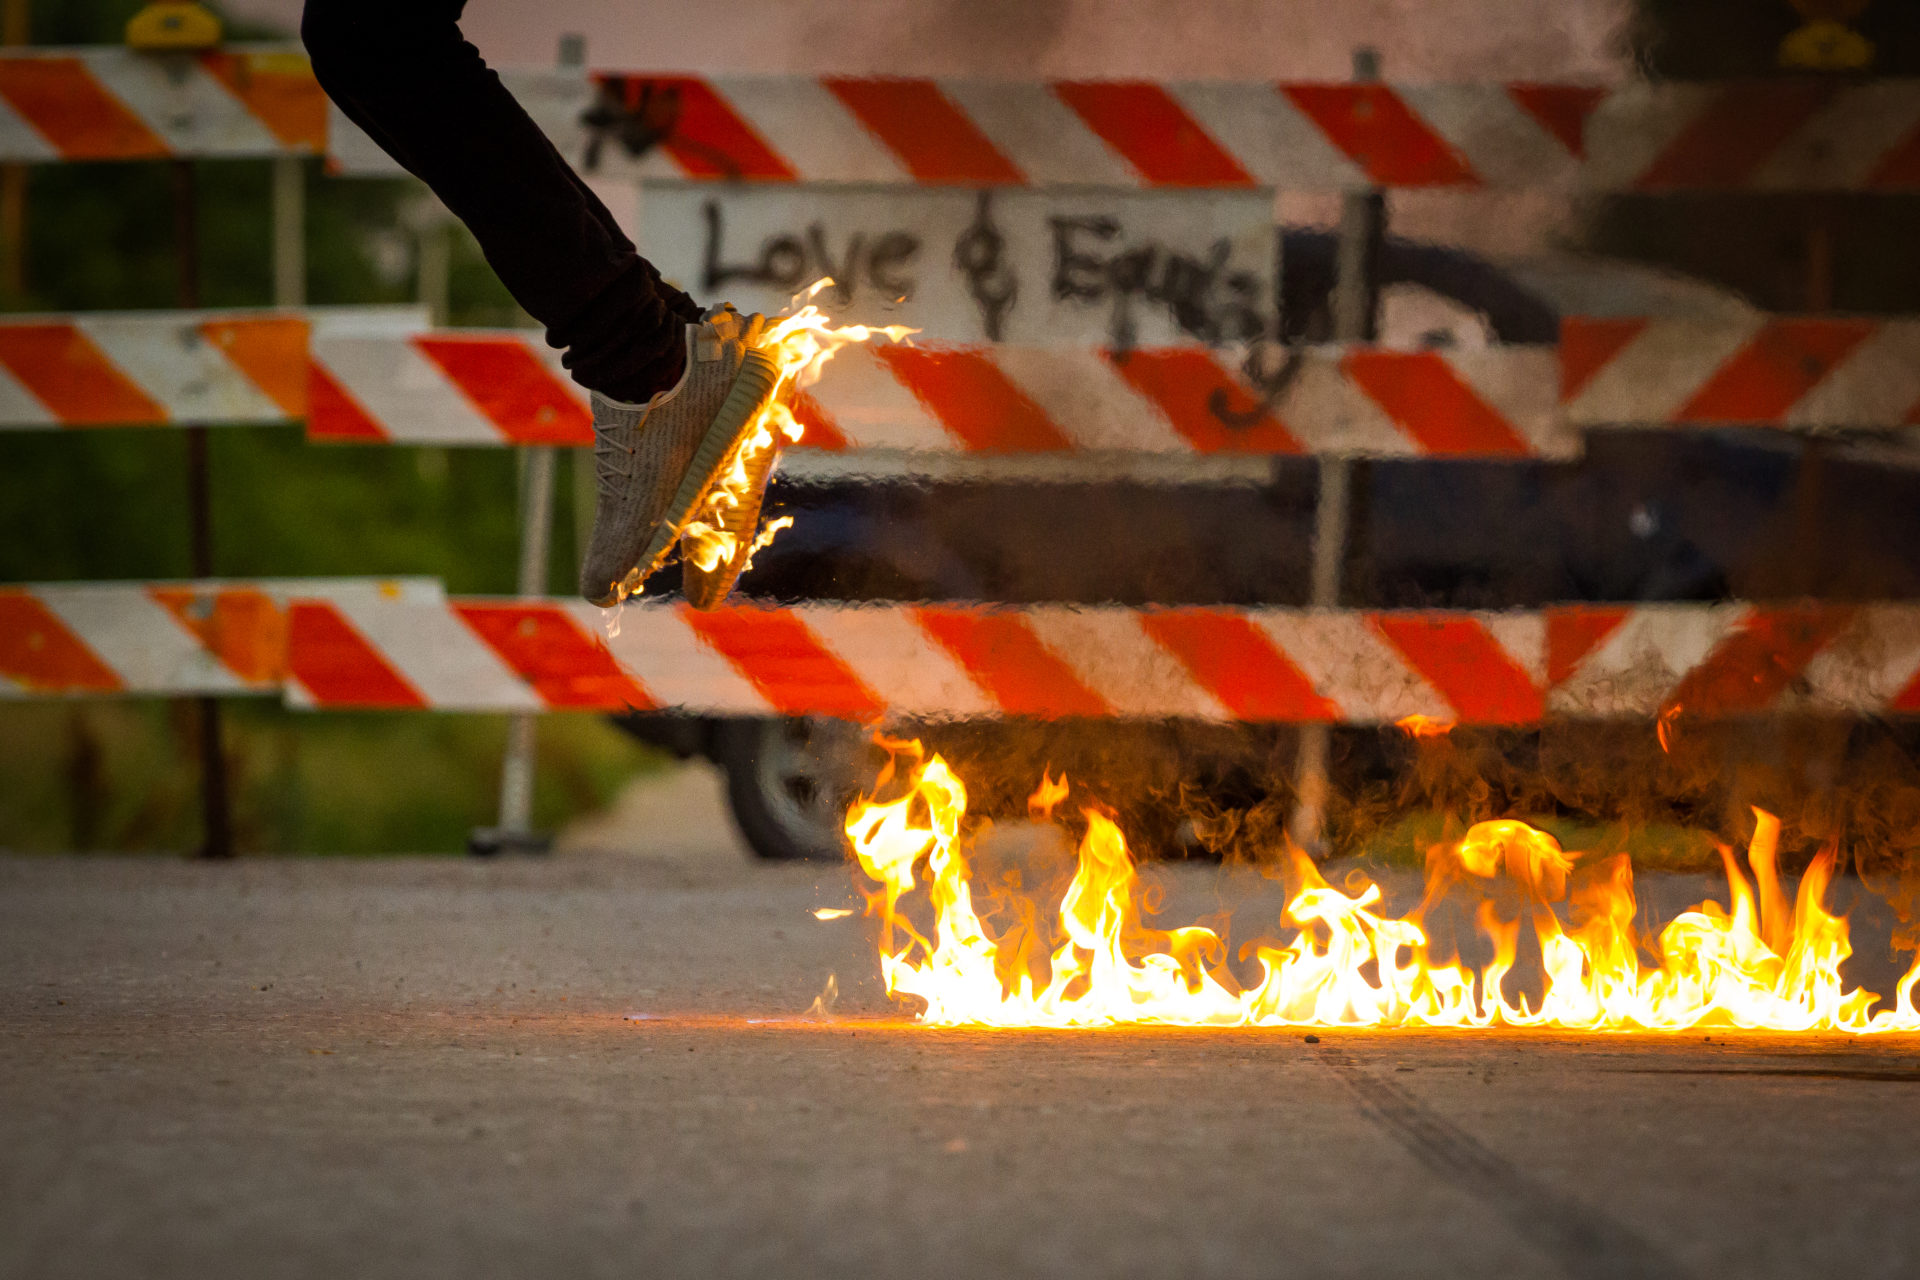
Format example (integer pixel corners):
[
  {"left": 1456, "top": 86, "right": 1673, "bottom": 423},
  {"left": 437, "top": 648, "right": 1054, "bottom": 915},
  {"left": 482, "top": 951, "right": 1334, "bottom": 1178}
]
[
  {"left": 0, "top": 0, "right": 25, "bottom": 296},
  {"left": 173, "top": 157, "right": 233, "bottom": 860},
  {"left": 1290, "top": 458, "right": 1350, "bottom": 851},
  {"left": 416, "top": 210, "right": 451, "bottom": 327},
  {"left": 271, "top": 155, "right": 304, "bottom": 308},
  {"left": 471, "top": 446, "right": 556, "bottom": 855},
  {"left": 470, "top": 35, "right": 596, "bottom": 854},
  {"left": 1289, "top": 49, "right": 1383, "bottom": 856}
]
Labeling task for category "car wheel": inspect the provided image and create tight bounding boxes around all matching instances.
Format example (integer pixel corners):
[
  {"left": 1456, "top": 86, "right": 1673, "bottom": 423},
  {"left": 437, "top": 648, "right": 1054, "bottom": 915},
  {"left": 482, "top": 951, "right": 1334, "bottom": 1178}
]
[{"left": 714, "top": 717, "right": 879, "bottom": 861}]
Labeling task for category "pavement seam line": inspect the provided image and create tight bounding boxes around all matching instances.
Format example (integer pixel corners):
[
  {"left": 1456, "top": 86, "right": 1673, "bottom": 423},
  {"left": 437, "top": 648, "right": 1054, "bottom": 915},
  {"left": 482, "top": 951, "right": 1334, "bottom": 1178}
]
[{"left": 1314, "top": 1047, "right": 1692, "bottom": 1280}]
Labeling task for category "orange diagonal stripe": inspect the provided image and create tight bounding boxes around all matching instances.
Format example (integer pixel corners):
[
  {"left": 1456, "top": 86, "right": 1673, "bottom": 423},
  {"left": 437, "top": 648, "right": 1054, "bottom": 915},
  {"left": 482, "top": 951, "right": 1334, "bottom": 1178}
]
[
  {"left": 454, "top": 602, "right": 654, "bottom": 710},
  {"left": 198, "top": 51, "right": 327, "bottom": 150},
  {"left": 683, "top": 605, "right": 884, "bottom": 720},
  {"left": 200, "top": 316, "right": 309, "bottom": 418},
  {"left": 0, "top": 592, "right": 121, "bottom": 692},
  {"left": 0, "top": 58, "right": 165, "bottom": 158},
  {"left": 914, "top": 608, "right": 1108, "bottom": 718},
  {"left": 0, "top": 325, "right": 165, "bottom": 425},
  {"left": 148, "top": 586, "right": 288, "bottom": 685}
]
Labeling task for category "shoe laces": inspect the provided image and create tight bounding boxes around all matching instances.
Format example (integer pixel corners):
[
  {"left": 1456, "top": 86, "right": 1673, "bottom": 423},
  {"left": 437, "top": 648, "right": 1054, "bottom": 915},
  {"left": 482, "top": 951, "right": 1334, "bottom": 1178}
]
[{"left": 591, "top": 407, "right": 638, "bottom": 501}]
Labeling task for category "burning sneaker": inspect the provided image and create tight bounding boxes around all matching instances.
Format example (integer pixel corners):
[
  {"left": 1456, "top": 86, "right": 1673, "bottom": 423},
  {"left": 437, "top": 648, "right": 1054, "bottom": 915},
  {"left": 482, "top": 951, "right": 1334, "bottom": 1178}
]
[
  {"left": 677, "top": 430, "right": 784, "bottom": 611},
  {"left": 676, "top": 293, "right": 917, "bottom": 611},
  {"left": 578, "top": 304, "right": 779, "bottom": 607}
]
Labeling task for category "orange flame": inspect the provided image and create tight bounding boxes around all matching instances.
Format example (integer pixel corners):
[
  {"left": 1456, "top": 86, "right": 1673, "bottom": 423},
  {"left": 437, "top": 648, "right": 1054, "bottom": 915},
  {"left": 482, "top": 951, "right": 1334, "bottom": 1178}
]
[
  {"left": 1657, "top": 702, "right": 1683, "bottom": 754},
  {"left": 1028, "top": 769, "right": 1070, "bottom": 820},
  {"left": 1396, "top": 714, "right": 1455, "bottom": 739},
  {"left": 680, "top": 280, "right": 914, "bottom": 573},
  {"left": 844, "top": 749, "right": 1920, "bottom": 1032}
]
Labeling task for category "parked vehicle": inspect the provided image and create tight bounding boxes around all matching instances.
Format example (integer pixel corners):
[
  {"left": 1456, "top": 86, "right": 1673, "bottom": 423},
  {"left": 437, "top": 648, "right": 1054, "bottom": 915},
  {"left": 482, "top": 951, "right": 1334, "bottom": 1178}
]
[{"left": 617, "top": 230, "right": 1920, "bottom": 860}]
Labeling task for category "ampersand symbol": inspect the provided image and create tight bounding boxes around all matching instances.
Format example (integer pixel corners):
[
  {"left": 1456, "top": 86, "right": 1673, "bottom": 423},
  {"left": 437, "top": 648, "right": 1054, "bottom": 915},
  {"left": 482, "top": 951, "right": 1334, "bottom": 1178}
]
[{"left": 952, "top": 192, "right": 1017, "bottom": 342}]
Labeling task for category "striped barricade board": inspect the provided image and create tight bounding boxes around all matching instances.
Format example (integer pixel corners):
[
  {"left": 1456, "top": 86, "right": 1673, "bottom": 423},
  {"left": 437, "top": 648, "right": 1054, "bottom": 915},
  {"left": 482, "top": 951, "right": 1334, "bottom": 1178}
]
[
  {"left": 318, "top": 70, "right": 1920, "bottom": 193},
  {"left": 299, "top": 317, "right": 1920, "bottom": 448},
  {"left": 0, "top": 578, "right": 442, "bottom": 697},
  {"left": 0, "top": 310, "right": 306, "bottom": 427},
  {"left": 0, "top": 306, "right": 426, "bottom": 431},
  {"left": 0, "top": 45, "right": 324, "bottom": 160},
  {"left": 0, "top": 50, "right": 1912, "bottom": 192},
  {"left": 307, "top": 328, "right": 1570, "bottom": 459},
  {"left": 2, "top": 309, "right": 1916, "bottom": 446},
  {"left": 11, "top": 579, "right": 1917, "bottom": 723},
  {"left": 1562, "top": 316, "right": 1920, "bottom": 429},
  {"left": 274, "top": 596, "right": 1920, "bottom": 723}
]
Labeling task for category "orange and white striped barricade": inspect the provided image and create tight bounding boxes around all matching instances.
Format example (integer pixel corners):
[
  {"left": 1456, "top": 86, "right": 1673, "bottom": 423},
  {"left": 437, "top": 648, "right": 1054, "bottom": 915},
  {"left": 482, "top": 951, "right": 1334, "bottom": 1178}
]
[
  {"left": 15, "top": 581, "right": 1918, "bottom": 724},
  {"left": 1584, "top": 80, "right": 1920, "bottom": 193},
  {"left": 0, "top": 310, "right": 306, "bottom": 428},
  {"left": 0, "top": 54, "right": 1900, "bottom": 194},
  {"left": 19, "top": 308, "right": 1920, "bottom": 454},
  {"left": 276, "top": 593, "right": 1920, "bottom": 725},
  {"left": 330, "top": 74, "right": 1602, "bottom": 190},
  {"left": 0, "top": 45, "right": 324, "bottom": 161},
  {"left": 305, "top": 320, "right": 589, "bottom": 446},
  {"left": 301, "top": 326, "right": 1567, "bottom": 459},
  {"left": 1543, "top": 602, "right": 1920, "bottom": 721},
  {"left": 0, "top": 578, "right": 439, "bottom": 698},
  {"left": 0, "top": 306, "right": 431, "bottom": 432},
  {"left": 326, "top": 74, "right": 1920, "bottom": 194},
  {"left": 791, "top": 341, "right": 1568, "bottom": 458},
  {"left": 1563, "top": 315, "right": 1920, "bottom": 430}
]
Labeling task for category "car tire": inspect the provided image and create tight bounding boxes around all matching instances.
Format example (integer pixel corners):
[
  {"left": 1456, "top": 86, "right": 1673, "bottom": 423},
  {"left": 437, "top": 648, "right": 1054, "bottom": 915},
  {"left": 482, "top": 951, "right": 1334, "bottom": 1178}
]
[{"left": 713, "top": 717, "right": 878, "bottom": 861}]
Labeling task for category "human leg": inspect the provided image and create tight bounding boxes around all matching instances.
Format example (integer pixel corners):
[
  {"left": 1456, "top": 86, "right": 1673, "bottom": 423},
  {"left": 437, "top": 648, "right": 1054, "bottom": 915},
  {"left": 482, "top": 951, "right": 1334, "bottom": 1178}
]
[{"left": 300, "top": 0, "right": 700, "bottom": 402}]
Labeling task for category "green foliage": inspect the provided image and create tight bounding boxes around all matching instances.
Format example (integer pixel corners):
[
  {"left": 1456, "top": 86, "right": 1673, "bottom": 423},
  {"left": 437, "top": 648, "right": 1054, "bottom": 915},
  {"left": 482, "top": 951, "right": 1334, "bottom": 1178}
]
[
  {"left": 0, "top": 700, "right": 663, "bottom": 854},
  {"left": 0, "top": 1, "right": 655, "bottom": 855}
]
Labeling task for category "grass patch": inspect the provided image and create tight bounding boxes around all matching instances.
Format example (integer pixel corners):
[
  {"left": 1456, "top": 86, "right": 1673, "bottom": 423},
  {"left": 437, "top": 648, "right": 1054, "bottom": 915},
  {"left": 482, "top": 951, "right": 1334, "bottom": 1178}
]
[{"left": 0, "top": 701, "right": 667, "bottom": 855}]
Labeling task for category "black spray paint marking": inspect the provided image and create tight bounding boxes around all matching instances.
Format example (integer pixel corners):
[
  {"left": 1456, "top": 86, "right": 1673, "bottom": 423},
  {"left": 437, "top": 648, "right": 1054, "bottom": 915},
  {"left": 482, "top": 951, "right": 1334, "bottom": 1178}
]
[
  {"left": 701, "top": 199, "right": 920, "bottom": 306},
  {"left": 1050, "top": 215, "right": 1266, "bottom": 351},
  {"left": 699, "top": 195, "right": 1266, "bottom": 349},
  {"left": 1206, "top": 342, "right": 1304, "bottom": 429},
  {"left": 952, "top": 192, "right": 1018, "bottom": 342}
]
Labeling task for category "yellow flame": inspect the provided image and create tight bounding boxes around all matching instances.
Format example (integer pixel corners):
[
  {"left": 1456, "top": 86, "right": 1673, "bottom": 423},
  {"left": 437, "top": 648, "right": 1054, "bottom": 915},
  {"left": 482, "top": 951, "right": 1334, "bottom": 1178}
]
[
  {"left": 1395, "top": 714, "right": 1454, "bottom": 739},
  {"left": 844, "top": 748, "right": 1920, "bottom": 1033},
  {"left": 812, "top": 907, "right": 854, "bottom": 921},
  {"left": 681, "top": 280, "right": 914, "bottom": 574}
]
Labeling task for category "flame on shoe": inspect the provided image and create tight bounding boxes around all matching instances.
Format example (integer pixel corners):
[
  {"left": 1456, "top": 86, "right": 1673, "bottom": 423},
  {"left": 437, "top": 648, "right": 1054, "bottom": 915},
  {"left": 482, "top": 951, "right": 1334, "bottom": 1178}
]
[
  {"left": 843, "top": 745, "right": 1920, "bottom": 1032},
  {"left": 681, "top": 280, "right": 914, "bottom": 575}
]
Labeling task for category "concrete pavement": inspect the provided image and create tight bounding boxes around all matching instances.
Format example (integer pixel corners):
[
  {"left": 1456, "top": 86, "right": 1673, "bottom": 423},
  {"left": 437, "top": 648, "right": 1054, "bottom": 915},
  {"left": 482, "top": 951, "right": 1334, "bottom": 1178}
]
[{"left": 4, "top": 764, "right": 1919, "bottom": 1280}]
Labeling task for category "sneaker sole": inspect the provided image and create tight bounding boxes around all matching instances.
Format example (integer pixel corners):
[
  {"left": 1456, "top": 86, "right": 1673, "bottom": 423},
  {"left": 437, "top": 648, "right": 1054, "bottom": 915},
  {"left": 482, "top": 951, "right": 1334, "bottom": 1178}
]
[
  {"left": 682, "top": 438, "right": 778, "bottom": 610},
  {"left": 623, "top": 347, "right": 783, "bottom": 594}
]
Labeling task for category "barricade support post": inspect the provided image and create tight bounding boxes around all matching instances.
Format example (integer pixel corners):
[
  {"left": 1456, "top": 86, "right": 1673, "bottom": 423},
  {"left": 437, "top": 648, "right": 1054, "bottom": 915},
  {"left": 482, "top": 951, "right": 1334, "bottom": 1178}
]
[
  {"left": 272, "top": 155, "right": 303, "bottom": 307},
  {"left": 471, "top": 446, "right": 557, "bottom": 856},
  {"left": 1292, "top": 47, "right": 1385, "bottom": 855}
]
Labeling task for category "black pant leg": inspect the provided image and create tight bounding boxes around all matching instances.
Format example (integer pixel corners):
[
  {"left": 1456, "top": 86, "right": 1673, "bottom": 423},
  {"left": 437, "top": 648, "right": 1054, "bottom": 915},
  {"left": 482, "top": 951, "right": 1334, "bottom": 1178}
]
[{"left": 301, "top": 0, "right": 701, "bottom": 401}]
